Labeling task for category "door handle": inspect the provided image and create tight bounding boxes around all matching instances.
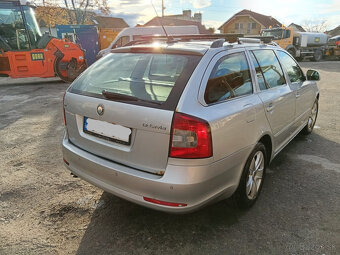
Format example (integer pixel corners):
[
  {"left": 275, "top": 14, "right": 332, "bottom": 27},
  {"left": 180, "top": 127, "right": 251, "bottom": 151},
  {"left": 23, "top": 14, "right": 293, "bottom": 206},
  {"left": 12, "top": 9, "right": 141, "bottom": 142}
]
[{"left": 266, "top": 102, "right": 274, "bottom": 112}]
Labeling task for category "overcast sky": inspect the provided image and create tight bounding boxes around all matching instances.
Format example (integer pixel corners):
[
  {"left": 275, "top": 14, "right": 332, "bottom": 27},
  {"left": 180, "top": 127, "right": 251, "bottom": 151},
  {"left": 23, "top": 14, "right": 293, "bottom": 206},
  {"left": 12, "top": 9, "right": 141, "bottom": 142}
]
[{"left": 107, "top": 0, "right": 340, "bottom": 31}]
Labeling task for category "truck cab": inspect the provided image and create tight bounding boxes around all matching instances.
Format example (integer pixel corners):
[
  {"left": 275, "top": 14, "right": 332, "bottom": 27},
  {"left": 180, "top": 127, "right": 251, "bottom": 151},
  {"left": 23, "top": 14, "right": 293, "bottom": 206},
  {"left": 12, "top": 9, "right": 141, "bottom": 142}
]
[{"left": 261, "top": 27, "right": 294, "bottom": 50}]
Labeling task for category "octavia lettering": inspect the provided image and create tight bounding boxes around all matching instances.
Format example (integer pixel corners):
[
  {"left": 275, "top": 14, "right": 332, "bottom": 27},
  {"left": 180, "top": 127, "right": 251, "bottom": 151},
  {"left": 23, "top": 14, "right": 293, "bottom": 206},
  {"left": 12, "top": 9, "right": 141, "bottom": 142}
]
[{"left": 142, "top": 123, "right": 166, "bottom": 131}]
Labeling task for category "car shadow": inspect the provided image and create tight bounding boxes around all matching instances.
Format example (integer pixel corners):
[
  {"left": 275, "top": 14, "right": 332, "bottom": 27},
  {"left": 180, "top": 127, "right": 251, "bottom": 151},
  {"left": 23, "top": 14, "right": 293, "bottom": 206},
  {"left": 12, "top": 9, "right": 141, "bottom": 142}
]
[
  {"left": 75, "top": 193, "right": 242, "bottom": 254},
  {"left": 0, "top": 78, "right": 65, "bottom": 87},
  {"left": 75, "top": 128, "right": 340, "bottom": 254}
]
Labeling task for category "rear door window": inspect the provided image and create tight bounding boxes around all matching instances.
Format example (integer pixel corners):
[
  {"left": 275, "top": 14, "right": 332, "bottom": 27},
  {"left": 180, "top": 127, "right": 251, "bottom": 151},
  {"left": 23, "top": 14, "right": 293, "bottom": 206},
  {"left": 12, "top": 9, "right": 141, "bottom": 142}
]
[
  {"left": 252, "top": 50, "right": 286, "bottom": 89},
  {"left": 204, "top": 52, "right": 253, "bottom": 104},
  {"left": 69, "top": 52, "right": 201, "bottom": 110}
]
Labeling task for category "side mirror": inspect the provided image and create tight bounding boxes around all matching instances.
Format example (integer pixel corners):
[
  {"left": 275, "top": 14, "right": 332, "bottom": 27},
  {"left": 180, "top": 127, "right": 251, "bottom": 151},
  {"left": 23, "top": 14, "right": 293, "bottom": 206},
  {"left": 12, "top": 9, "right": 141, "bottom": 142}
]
[{"left": 306, "top": 69, "right": 320, "bottom": 81}]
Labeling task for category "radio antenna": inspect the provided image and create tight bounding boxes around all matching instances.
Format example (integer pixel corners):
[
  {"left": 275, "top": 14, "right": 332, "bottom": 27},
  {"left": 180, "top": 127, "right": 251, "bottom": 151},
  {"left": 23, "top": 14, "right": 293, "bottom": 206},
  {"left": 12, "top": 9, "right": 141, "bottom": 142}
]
[{"left": 151, "top": 1, "right": 171, "bottom": 42}]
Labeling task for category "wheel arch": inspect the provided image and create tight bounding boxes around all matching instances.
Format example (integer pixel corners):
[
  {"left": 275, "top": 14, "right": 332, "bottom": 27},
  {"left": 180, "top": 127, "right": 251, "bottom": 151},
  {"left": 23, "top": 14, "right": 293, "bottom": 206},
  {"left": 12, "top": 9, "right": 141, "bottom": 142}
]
[
  {"left": 285, "top": 45, "right": 297, "bottom": 53},
  {"left": 258, "top": 134, "right": 273, "bottom": 166}
]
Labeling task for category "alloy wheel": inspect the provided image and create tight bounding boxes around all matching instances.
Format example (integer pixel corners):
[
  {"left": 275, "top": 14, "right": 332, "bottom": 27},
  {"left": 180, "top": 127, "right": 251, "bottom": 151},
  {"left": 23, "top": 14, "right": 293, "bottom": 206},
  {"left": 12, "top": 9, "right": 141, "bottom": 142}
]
[
  {"left": 246, "top": 151, "right": 265, "bottom": 200},
  {"left": 308, "top": 101, "right": 318, "bottom": 131}
]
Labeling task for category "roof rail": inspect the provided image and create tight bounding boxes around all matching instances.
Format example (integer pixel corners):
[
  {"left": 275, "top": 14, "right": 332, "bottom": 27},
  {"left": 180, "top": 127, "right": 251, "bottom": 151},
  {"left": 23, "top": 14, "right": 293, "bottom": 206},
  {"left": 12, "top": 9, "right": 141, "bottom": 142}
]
[
  {"left": 238, "top": 38, "right": 261, "bottom": 44},
  {"left": 122, "top": 34, "right": 275, "bottom": 47},
  {"left": 139, "top": 33, "right": 243, "bottom": 43},
  {"left": 210, "top": 39, "right": 225, "bottom": 48}
]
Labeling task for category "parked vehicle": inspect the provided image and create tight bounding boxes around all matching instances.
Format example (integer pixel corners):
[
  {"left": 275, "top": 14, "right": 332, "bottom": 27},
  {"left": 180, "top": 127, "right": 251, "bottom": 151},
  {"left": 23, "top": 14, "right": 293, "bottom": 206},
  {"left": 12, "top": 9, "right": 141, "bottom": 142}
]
[
  {"left": 324, "top": 35, "right": 340, "bottom": 59},
  {"left": 96, "top": 26, "right": 200, "bottom": 58},
  {"left": 0, "top": 0, "right": 86, "bottom": 82},
  {"left": 62, "top": 36, "right": 320, "bottom": 213},
  {"left": 261, "top": 27, "right": 328, "bottom": 61}
]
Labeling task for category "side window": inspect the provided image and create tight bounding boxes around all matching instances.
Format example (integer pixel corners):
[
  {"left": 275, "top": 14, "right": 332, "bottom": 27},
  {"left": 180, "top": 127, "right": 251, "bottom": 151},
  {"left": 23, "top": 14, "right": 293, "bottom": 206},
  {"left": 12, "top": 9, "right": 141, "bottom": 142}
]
[
  {"left": 112, "top": 36, "right": 129, "bottom": 48},
  {"left": 283, "top": 29, "right": 291, "bottom": 39},
  {"left": 252, "top": 50, "right": 286, "bottom": 88},
  {"left": 276, "top": 50, "right": 305, "bottom": 83},
  {"left": 249, "top": 52, "right": 268, "bottom": 90},
  {"left": 112, "top": 38, "right": 121, "bottom": 48},
  {"left": 133, "top": 35, "right": 143, "bottom": 41},
  {"left": 204, "top": 52, "right": 253, "bottom": 104},
  {"left": 121, "top": 36, "right": 130, "bottom": 46}
]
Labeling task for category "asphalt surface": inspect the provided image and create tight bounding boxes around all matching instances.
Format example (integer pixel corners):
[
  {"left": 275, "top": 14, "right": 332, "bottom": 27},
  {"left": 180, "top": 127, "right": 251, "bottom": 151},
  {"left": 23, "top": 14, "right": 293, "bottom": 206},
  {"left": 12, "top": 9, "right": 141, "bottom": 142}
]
[{"left": 0, "top": 61, "right": 339, "bottom": 255}]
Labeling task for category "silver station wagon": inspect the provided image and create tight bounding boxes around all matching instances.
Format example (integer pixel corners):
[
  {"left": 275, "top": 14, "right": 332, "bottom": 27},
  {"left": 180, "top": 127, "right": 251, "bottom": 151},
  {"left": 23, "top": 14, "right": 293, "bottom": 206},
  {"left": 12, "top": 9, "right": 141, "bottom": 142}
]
[{"left": 62, "top": 37, "right": 320, "bottom": 212}]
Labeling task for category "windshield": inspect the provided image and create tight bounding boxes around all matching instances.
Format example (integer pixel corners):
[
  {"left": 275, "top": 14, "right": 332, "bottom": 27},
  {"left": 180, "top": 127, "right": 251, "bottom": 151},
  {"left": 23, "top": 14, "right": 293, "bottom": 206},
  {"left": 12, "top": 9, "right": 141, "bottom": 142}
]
[
  {"left": 261, "top": 29, "right": 284, "bottom": 40},
  {"left": 23, "top": 6, "right": 42, "bottom": 48},
  {"left": 69, "top": 52, "right": 201, "bottom": 110}
]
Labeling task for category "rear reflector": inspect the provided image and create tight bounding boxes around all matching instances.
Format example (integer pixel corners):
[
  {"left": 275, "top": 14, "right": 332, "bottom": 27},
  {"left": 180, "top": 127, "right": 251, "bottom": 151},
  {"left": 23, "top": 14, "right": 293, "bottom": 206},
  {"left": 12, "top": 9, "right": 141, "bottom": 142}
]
[
  {"left": 63, "top": 158, "right": 69, "bottom": 165},
  {"left": 62, "top": 92, "right": 66, "bottom": 125},
  {"left": 169, "top": 112, "right": 212, "bottom": 159},
  {"left": 143, "top": 197, "right": 187, "bottom": 207}
]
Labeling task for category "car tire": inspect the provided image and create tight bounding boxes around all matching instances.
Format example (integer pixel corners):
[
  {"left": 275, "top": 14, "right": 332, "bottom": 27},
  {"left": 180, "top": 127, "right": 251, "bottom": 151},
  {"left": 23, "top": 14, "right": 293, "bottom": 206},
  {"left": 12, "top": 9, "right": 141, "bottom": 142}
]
[
  {"left": 312, "top": 50, "right": 322, "bottom": 62},
  {"left": 288, "top": 49, "right": 296, "bottom": 58},
  {"left": 233, "top": 142, "right": 267, "bottom": 209},
  {"left": 302, "top": 98, "right": 319, "bottom": 135}
]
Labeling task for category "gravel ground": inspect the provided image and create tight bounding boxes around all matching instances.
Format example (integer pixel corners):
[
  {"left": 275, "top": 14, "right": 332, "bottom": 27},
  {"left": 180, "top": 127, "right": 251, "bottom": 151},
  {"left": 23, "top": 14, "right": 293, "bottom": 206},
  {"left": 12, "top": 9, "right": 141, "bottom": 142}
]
[{"left": 0, "top": 61, "right": 339, "bottom": 255}]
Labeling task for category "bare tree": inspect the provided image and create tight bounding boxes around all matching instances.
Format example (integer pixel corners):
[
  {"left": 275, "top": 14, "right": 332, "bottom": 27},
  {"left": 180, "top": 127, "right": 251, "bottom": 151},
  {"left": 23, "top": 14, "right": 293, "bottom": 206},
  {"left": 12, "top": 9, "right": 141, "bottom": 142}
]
[
  {"left": 63, "top": 0, "right": 110, "bottom": 24},
  {"left": 33, "top": 0, "right": 110, "bottom": 25},
  {"left": 302, "top": 20, "right": 328, "bottom": 33}
]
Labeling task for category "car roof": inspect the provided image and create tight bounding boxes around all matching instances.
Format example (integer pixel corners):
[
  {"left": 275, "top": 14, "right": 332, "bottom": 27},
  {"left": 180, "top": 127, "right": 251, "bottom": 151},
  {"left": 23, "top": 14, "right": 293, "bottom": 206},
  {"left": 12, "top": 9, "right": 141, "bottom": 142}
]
[
  {"left": 112, "top": 41, "right": 212, "bottom": 56},
  {"left": 111, "top": 39, "right": 279, "bottom": 56}
]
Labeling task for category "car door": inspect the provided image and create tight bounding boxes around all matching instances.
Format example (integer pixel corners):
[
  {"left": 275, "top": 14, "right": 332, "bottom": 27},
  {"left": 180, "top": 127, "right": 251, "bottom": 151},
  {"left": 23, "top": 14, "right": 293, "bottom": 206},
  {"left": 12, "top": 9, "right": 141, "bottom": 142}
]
[
  {"left": 249, "top": 49, "right": 296, "bottom": 151},
  {"left": 276, "top": 50, "right": 315, "bottom": 129}
]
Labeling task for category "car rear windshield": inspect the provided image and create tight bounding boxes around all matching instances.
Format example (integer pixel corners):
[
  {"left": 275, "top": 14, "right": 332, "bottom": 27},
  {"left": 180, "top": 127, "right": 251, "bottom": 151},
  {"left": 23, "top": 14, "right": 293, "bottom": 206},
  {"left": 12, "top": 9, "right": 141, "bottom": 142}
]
[{"left": 69, "top": 52, "right": 201, "bottom": 110}]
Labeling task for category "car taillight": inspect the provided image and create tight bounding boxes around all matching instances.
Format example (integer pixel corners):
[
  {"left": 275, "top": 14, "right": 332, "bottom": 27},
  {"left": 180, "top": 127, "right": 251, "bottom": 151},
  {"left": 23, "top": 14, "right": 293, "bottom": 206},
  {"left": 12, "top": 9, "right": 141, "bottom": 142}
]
[
  {"left": 63, "top": 92, "right": 66, "bottom": 125},
  {"left": 169, "top": 112, "right": 212, "bottom": 159}
]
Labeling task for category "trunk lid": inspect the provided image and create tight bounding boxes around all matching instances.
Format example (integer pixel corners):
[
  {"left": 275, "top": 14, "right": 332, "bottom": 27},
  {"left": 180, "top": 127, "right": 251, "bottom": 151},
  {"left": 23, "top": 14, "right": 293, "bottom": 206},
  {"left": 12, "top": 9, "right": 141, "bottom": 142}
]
[{"left": 64, "top": 93, "right": 173, "bottom": 175}]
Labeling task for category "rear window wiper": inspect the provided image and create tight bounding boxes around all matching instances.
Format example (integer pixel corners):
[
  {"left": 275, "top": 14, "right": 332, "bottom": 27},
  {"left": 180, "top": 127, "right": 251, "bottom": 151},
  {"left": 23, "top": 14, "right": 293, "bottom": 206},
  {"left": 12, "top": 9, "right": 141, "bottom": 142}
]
[{"left": 102, "top": 90, "right": 161, "bottom": 105}]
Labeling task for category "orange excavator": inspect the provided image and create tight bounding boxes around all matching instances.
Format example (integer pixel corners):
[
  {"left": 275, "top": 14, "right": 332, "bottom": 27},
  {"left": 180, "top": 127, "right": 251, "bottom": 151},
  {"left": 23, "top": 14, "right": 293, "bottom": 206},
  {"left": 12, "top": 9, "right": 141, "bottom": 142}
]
[{"left": 0, "top": 0, "right": 86, "bottom": 82}]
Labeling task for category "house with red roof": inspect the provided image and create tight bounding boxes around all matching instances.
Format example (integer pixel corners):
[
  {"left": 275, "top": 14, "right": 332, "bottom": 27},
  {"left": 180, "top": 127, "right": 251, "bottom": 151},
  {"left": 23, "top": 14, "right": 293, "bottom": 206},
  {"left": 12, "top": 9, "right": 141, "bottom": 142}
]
[{"left": 218, "top": 9, "right": 281, "bottom": 35}]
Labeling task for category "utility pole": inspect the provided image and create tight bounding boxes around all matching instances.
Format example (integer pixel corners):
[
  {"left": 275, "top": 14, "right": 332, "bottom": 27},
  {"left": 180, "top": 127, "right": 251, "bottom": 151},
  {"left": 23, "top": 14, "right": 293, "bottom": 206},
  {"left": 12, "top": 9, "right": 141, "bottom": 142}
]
[{"left": 162, "top": 0, "right": 165, "bottom": 17}]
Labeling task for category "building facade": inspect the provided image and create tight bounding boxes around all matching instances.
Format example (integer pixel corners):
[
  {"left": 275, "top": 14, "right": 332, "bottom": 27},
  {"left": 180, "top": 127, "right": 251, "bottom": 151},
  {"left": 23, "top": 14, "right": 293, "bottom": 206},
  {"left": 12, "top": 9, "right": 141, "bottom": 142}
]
[
  {"left": 218, "top": 9, "right": 281, "bottom": 35},
  {"left": 165, "top": 10, "right": 202, "bottom": 24}
]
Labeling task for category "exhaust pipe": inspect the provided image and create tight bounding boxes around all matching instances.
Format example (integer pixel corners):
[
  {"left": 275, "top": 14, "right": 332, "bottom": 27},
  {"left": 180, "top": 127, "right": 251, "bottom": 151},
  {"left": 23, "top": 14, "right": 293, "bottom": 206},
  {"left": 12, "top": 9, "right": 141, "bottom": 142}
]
[{"left": 70, "top": 172, "right": 78, "bottom": 178}]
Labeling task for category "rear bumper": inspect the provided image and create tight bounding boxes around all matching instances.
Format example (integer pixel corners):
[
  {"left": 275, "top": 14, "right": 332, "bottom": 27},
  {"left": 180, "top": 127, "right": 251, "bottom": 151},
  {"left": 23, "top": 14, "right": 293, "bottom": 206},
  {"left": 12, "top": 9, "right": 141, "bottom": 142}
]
[{"left": 62, "top": 134, "right": 251, "bottom": 213}]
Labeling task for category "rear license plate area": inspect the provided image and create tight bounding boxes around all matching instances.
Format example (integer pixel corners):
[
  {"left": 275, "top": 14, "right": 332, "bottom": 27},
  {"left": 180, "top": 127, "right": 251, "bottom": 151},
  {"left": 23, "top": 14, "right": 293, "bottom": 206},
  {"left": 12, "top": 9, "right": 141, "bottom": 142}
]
[{"left": 83, "top": 117, "right": 132, "bottom": 145}]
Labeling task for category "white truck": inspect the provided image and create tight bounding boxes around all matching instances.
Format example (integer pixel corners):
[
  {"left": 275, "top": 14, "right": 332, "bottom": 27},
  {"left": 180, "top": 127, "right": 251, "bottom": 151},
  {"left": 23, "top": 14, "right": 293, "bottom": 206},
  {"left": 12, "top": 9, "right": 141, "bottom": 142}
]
[{"left": 97, "top": 26, "right": 200, "bottom": 59}]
